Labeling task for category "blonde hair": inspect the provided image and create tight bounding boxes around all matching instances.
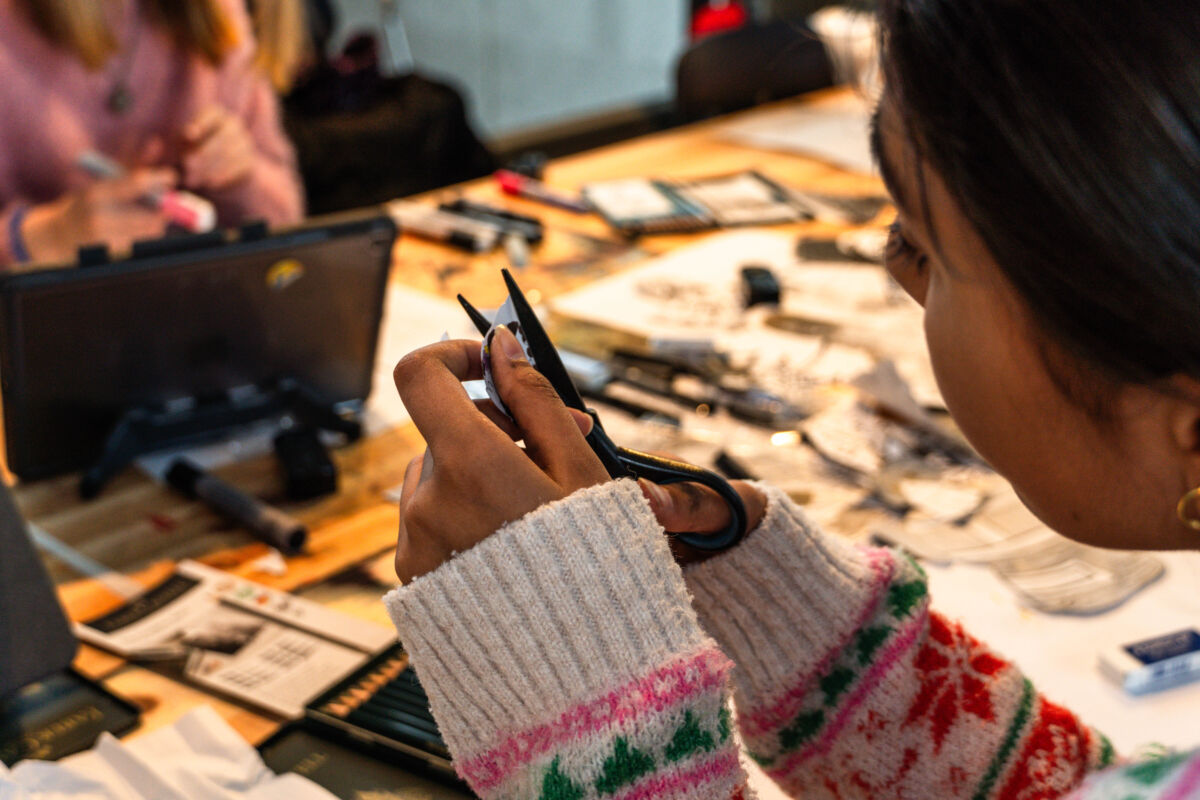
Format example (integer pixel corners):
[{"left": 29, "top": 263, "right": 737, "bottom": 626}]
[
  {"left": 250, "top": 0, "right": 310, "bottom": 92},
  {"left": 19, "top": 0, "right": 307, "bottom": 89}
]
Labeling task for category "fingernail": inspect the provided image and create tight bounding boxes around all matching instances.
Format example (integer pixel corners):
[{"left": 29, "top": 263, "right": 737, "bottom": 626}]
[
  {"left": 638, "top": 479, "right": 672, "bottom": 514},
  {"left": 574, "top": 411, "right": 594, "bottom": 436},
  {"left": 494, "top": 326, "right": 526, "bottom": 362}
]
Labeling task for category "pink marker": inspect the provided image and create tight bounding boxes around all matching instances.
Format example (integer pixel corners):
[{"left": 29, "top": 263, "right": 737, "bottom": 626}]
[
  {"left": 495, "top": 169, "right": 591, "bottom": 214},
  {"left": 75, "top": 150, "right": 217, "bottom": 233},
  {"left": 157, "top": 189, "right": 216, "bottom": 233}
]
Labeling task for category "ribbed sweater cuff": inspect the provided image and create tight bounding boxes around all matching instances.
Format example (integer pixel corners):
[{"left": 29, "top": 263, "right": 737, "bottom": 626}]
[
  {"left": 384, "top": 479, "right": 712, "bottom": 759},
  {"left": 683, "top": 484, "right": 882, "bottom": 705}
]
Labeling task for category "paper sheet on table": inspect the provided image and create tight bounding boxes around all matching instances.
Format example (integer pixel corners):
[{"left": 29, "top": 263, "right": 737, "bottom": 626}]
[
  {"left": 550, "top": 230, "right": 939, "bottom": 404},
  {"left": 717, "top": 93, "right": 876, "bottom": 175},
  {"left": 0, "top": 706, "right": 335, "bottom": 799},
  {"left": 365, "top": 284, "right": 482, "bottom": 433}
]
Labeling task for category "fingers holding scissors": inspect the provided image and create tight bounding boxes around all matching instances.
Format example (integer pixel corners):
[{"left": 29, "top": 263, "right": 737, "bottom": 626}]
[
  {"left": 487, "top": 326, "right": 604, "bottom": 478},
  {"left": 392, "top": 338, "right": 607, "bottom": 584},
  {"left": 637, "top": 478, "right": 769, "bottom": 564}
]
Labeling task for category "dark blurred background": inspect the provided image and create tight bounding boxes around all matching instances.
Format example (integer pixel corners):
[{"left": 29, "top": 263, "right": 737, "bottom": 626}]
[{"left": 286, "top": 0, "right": 860, "bottom": 214}]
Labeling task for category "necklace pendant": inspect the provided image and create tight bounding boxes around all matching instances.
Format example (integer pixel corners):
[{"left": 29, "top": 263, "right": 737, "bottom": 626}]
[{"left": 107, "top": 84, "right": 132, "bottom": 114}]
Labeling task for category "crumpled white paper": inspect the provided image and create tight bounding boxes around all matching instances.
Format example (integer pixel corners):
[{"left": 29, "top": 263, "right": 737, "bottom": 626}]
[{"left": 0, "top": 706, "right": 335, "bottom": 800}]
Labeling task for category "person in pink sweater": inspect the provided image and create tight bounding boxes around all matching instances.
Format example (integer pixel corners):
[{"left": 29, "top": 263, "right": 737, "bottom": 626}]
[
  {"left": 385, "top": 1, "right": 1200, "bottom": 798},
  {"left": 0, "top": 0, "right": 304, "bottom": 269}
]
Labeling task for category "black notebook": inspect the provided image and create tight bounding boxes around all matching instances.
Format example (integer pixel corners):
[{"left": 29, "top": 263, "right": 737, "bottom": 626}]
[{"left": 0, "top": 482, "right": 140, "bottom": 764}]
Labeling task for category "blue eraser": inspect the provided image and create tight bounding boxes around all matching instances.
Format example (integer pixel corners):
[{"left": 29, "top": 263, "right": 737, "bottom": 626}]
[{"left": 1099, "top": 628, "right": 1200, "bottom": 695}]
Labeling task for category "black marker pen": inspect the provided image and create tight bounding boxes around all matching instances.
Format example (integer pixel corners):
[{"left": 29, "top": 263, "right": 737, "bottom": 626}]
[{"left": 166, "top": 458, "right": 307, "bottom": 554}]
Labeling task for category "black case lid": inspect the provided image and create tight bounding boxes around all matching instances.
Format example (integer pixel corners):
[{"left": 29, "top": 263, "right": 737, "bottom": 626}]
[{"left": 0, "top": 482, "right": 78, "bottom": 698}]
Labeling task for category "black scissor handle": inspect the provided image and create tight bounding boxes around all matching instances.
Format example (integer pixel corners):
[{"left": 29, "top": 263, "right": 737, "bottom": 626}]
[
  {"left": 614, "top": 447, "right": 749, "bottom": 552},
  {"left": 582, "top": 414, "right": 747, "bottom": 551}
]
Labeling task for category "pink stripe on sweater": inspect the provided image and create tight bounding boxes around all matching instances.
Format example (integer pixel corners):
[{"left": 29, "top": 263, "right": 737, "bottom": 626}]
[
  {"left": 1162, "top": 753, "right": 1200, "bottom": 800},
  {"left": 611, "top": 750, "right": 743, "bottom": 800},
  {"left": 740, "top": 547, "right": 896, "bottom": 737},
  {"left": 458, "top": 646, "right": 732, "bottom": 792},
  {"left": 768, "top": 607, "right": 927, "bottom": 782}
]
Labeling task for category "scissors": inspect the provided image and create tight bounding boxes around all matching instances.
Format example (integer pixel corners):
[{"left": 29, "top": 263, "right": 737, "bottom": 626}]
[{"left": 458, "top": 270, "right": 748, "bottom": 551}]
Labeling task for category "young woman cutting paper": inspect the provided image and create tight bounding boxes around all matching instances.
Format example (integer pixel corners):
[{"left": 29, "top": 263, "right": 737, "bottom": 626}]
[{"left": 385, "top": 0, "right": 1200, "bottom": 796}]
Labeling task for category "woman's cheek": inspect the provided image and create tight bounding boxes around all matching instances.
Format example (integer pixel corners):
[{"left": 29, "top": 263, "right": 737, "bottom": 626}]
[{"left": 921, "top": 280, "right": 1004, "bottom": 465}]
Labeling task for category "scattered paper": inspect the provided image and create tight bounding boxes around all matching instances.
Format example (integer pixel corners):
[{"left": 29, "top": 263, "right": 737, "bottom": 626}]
[
  {"left": 801, "top": 398, "right": 884, "bottom": 477},
  {"left": 0, "top": 706, "right": 336, "bottom": 799},
  {"left": 878, "top": 486, "right": 1165, "bottom": 614},
  {"left": 248, "top": 548, "right": 289, "bottom": 577},
  {"left": 717, "top": 92, "right": 877, "bottom": 175},
  {"left": 898, "top": 478, "right": 984, "bottom": 522}
]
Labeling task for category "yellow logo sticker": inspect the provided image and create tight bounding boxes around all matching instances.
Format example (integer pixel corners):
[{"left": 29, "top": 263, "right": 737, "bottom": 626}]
[{"left": 266, "top": 259, "right": 305, "bottom": 290}]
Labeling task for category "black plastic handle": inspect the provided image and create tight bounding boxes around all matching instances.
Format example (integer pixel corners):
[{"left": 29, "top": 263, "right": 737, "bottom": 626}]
[
  {"left": 583, "top": 418, "right": 747, "bottom": 551},
  {"left": 614, "top": 447, "right": 748, "bottom": 551}
]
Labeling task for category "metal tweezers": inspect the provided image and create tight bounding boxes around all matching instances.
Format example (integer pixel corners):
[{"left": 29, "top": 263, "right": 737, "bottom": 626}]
[{"left": 458, "top": 270, "right": 748, "bottom": 551}]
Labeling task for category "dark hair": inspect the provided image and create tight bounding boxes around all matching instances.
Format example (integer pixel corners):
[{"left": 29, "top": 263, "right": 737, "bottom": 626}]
[{"left": 876, "top": 0, "right": 1200, "bottom": 389}]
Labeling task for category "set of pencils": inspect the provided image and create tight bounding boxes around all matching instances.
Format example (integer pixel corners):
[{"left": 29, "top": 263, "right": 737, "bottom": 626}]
[{"left": 312, "top": 645, "right": 450, "bottom": 762}]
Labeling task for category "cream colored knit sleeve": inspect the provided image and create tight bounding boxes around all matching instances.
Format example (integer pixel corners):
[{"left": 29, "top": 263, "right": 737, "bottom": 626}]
[{"left": 384, "top": 479, "right": 753, "bottom": 800}]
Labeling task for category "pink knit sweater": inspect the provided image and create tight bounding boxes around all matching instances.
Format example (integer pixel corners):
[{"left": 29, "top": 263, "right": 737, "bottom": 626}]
[
  {"left": 385, "top": 480, "right": 1200, "bottom": 799},
  {"left": 0, "top": 0, "right": 303, "bottom": 267}
]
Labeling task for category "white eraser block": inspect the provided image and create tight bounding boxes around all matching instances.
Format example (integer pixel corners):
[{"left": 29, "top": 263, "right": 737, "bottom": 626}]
[{"left": 1099, "top": 628, "right": 1200, "bottom": 695}]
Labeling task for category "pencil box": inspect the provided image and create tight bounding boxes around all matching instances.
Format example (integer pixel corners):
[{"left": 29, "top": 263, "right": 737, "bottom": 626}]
[
  {"left": 583, "top": 171, "right": 816, "bottom": 237},
  {"left": 266, "top": 641, "right": 467, "bottom": 792},
  {"left": 259, "top": 723, "right": 471, "bottom": 799},
  {"left": 582, "top": 177, "right": 716, "bottom": 236}
]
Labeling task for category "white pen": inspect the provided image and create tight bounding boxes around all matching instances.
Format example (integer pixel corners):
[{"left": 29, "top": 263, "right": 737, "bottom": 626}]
[{"left": 386, "top": 200, "right": 502, "bottom": 252}]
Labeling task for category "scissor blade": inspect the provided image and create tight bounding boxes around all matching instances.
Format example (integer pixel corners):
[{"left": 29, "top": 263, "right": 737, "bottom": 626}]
[
  {"left": 456, "top": 294, "right": 493, "bottom": 336},
  {"left": 500, "top": 269, "right": 588, "bottom": 412}
]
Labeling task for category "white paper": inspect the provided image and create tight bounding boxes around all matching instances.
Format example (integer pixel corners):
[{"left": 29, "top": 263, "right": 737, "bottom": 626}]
[
  {"left": 0, "top": 707, "right": 336, "bottom": 799},
  {"left": 718, "top": 92, "right": 877, "bottom": 175},
  {"left": 366, "top": 284, "right": 483, "bottom": 433},
  {"left": 801, "top": 399, "right": 883, "bottom": 477},
  {"left": 480, "top": 297, "right": 533, "bottom": 419},
  {"left": 898, "top": 478, "right": 984, "bottom": 522}
]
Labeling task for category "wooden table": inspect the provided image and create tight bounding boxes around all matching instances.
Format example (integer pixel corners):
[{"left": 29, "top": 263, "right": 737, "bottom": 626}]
[{"left": 17, "top": 88, "right": 888, "bottom": 745}]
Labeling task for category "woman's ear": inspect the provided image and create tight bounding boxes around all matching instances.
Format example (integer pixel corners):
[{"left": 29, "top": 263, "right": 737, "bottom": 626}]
[{"left": 1165, "top": 376, "right": 1200, "bottom": 474}]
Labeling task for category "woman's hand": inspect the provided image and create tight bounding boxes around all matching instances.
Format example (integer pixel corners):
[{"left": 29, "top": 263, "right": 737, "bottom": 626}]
[
  {"left": 392, "top": 327, "right": 610, "bottom": 584},
  {"left": 181, "top": 105, "right": 256, "bottom": 191},
  {"left": 638, "top": 478, "right": 769, "bottom": 564},
  {"left": 21, "top": 168, "right": 176, "bottom": 263}
]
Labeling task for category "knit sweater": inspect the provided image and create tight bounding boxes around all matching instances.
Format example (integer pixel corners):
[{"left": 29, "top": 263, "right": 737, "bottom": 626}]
[
  {"left": 0, "top": 0, "right": 303, "bottom": 267},
  {"left": 384, "top": 480, "right": 1200, "bottom": 799}
]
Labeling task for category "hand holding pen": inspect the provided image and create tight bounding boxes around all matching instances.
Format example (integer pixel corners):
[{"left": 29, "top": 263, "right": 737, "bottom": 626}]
[
  {"left": 18, "top": 166, "right": 178, "bottom": 264},
  {"left": 77, "top": 150, "right": 216, "bottom": 234}
]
